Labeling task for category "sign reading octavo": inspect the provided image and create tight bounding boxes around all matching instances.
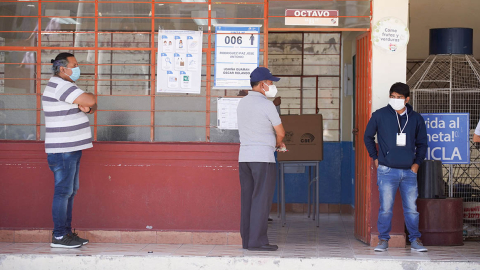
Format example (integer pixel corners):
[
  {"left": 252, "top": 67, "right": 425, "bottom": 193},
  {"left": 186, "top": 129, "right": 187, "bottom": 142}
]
[
  {"left": 285, "top": 9, "right": 339, "bottom": 26},
  {"left": 285, "top": 9, "right": 338, "bottom": 17}
]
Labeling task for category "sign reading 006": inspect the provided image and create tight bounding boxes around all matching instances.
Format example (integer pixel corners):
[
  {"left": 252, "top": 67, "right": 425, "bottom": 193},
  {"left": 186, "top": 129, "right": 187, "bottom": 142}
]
[{"left": 224, "top": 36, "right": 243, "bottom": 45}]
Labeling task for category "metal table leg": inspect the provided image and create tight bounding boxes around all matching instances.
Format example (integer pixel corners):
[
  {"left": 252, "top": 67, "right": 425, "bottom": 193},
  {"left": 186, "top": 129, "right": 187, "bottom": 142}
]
[
  {"left": 316, "top": 162, "right": 320, "bottom": 227},
  {"left": 281, "top": 162, "right": 286, "bottom": 227},
  {"left": 277, "top": 166, "right": 280, "bottom": 218},
  {"left": 312, "top": 165, "right": 316, "bottom": 221},
  {"left": 307, "top": 166, "right": 311, "bottom": 218}
]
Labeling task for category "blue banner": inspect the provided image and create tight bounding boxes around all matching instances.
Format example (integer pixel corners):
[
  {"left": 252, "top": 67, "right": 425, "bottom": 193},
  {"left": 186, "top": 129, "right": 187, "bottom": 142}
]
[{"left": 421, "top": 113, "right": 470, "bottom": 164}]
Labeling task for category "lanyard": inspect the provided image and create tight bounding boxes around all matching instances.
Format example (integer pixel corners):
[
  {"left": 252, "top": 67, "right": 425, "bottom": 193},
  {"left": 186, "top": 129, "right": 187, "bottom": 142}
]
[{"left": 396, "top": 111, "right": 408, "bottom": 133}]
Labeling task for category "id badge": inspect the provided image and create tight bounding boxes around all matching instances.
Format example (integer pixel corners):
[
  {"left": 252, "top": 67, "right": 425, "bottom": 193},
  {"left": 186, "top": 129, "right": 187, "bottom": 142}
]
[{"left": 396, "top": 133, "right": 406, "bottom": 146}]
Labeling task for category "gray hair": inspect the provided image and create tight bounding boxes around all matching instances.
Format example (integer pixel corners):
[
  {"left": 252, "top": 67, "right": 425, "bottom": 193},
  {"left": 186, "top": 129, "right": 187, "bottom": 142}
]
[{"left": 52, "top": 59, "right": 69, "bottom": 76}]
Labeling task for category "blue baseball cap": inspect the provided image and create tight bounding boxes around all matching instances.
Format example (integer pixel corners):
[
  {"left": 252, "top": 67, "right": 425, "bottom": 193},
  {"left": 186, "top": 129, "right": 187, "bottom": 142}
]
[{"left": 250, "top": 67, "right": 280, "bottom": 83}]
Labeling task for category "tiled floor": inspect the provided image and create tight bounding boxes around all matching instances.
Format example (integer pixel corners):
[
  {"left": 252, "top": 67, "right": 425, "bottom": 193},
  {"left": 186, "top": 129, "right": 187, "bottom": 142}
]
[{"left": 1, "top": 214, "right": 479, "bottom": 262}]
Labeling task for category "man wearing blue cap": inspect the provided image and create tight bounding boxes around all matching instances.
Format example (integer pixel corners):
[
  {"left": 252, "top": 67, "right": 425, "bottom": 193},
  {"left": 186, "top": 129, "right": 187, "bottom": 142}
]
[{"left": 237, "top": 67, "right": 286, "bottom": 251}]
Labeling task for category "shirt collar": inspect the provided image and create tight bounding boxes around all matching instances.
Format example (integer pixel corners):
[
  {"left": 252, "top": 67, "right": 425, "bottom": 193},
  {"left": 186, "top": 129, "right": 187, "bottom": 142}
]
[{"left": 248, "top": 90, "right": 267, "bottom": 99}]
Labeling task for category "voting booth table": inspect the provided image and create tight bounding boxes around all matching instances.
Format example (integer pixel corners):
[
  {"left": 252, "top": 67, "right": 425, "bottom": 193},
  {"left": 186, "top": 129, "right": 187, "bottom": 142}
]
[{"left": 277, "top": 114, "right": 324, "bottom": 227}]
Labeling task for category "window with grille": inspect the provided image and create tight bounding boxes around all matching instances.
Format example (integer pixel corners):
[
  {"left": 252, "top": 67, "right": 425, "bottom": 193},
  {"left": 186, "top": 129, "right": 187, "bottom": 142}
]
[{"left": 0, "top": 0, "right": 370, "bottom": 142}]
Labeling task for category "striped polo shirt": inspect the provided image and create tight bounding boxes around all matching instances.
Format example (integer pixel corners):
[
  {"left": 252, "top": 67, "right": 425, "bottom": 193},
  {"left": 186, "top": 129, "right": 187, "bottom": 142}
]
[{"left": 42, "top": 76, "right": 93, "bottom": 153}]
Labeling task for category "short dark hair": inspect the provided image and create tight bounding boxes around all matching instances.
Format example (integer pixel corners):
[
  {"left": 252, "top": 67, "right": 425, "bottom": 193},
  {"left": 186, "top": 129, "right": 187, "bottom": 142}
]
[
  {"left": 51, "top": 52, "right": 75, "bottom": 75},
  {"left": 250, "top": 81, "right": 261, "bottom": 88},
  {"left": 52, "top": 52, "right": 74, "bottom": 63},
  {"left": 389, "top": 82, "right": 410, "bottom": 98}
]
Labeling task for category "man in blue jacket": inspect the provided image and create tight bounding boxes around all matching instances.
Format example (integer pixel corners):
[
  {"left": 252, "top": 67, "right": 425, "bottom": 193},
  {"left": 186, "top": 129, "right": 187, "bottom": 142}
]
[{"left": 364, "top": 82, "right": 428, "bottom": 252}]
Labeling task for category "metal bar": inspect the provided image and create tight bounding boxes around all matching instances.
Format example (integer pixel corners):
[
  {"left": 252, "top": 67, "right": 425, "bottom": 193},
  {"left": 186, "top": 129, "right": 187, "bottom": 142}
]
[
  {"left": 268, "top": 28, "right": 370, "bottom": 32},
  {"left": 281, "top": 162, "right": 286, "bottom": 226},
  {"left": 338, "top": 32, "right": 342, "bottom": 141},
  {"left": 449, "top": 164, "right": 453, "bottom": 197},
  {"left": 35, "top": 1, "right": 42, "bottom": 141},
  {"left": 315, "top": 76, "right": 319, "bottom": 114},
  {"left": 465, "top": 55, "right": 480, "bottom": 87},
  {"left": 269, "top": 0, "right": 370, "bottom": 1},
  {"left": 150, "top": 0, "right": 156, "bottom": 142},
  {"left": 269, "top": 15, "right": 370, "bottom": 18},
  {"left": 263, "top": 0, "right": 269, "bottom": 68},
  {"left": 412, "top": 55, "right": 437, "bottom": 96},
  {"left": 277, "top": 166, "right": 280, "bottom": 218},
  {"left": 316, "top": 162, "right": 320, "bottom": 227},
  {"left": 205, "top": 0, "right": 212, "bottom": 142},
  {"left": 307, "top": 166, "right": 311, "bottom": 218},
  {"left": 448, "top": 55, "right": 453, "bottom": 196},
  {"left": 94, "top": 0, "right": 99, "bottom": 141},
  {"left": 449, "top": 54, "right": 453, "bottom": 113},
  {"left": 109, "top": 33, "right": 113, "bottom": 95}
]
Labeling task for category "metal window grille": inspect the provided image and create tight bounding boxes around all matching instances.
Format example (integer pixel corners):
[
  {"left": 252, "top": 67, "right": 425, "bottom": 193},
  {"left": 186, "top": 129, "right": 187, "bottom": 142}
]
[
  {"left": 408, "top": 55, "right": 480, "bottom": 239},
  {"left": 0, "top": 0, "right": 370, "bottom": 143}
]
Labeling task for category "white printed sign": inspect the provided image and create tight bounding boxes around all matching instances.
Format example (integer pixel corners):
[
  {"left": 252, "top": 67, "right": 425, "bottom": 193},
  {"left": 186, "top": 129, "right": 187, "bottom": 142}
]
[
  {"left": 372, "top": 17, "right": 409, "bottom": 53},
  {"left": 157, "top": 30, "right": 203, "bottom": 94},
  {"left": 214, "top": 24, "right": 261, "bottom": 89},
  {"left": 217, "top": 98, "right": 241, "bottom": 130}
]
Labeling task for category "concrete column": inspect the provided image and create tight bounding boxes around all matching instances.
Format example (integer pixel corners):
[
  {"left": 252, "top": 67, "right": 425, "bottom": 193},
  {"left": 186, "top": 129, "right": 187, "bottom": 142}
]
[
  {"left": 371, "top": 0, "right": 409, "bottom": 111},
  {"left": 369, "top": 0, "right": 409, "bottom": 248}
]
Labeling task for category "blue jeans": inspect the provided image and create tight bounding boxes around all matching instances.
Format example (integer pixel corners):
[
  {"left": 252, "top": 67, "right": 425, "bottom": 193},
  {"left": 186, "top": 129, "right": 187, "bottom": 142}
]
[
  {"left": 377, "top": 165, "right": 421, "bottom": 242},
  {"left": 47, "top": 151, "right": 82, "bottom": 237}
]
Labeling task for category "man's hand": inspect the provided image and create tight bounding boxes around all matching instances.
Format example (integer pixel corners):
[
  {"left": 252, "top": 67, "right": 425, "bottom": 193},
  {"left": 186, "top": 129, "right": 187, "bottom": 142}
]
[
  {"left": 273, "top": 97, "right": 281, "bottom": 106},
  {"left": 78, "top": 105, "right": 90, "bottom": 113},
  {"left": 276, "top": 142, "right": 287, "bottom": 152},
  {"left": 411, "top": 163, "right": 419, "bottom": 174},
  {"left": 78, "top": 103, "right": 97, "bottom": 114},
  {"left": 374, "top": 159, "right": 379, "bottom": 168},
  {"left": 474, "top": 134, "right": 480, "bottom": 143}
]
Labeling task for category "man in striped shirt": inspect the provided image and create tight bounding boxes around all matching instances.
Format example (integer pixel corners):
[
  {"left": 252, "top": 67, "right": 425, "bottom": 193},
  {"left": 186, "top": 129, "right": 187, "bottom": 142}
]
[{"left": 42, "top": 52, "right": 97, "bottom": 248}]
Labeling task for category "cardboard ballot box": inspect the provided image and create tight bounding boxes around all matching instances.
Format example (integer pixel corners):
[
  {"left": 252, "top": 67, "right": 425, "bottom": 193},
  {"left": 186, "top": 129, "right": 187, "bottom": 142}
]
[{"left": 277, "top": 114, "right": 323, "bottom": 161}]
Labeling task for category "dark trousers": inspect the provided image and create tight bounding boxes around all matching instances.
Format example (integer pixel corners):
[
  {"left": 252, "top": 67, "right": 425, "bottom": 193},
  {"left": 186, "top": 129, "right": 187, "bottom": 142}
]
[{"left": 239, "top": 162, "right": 276, "bottom": 249}]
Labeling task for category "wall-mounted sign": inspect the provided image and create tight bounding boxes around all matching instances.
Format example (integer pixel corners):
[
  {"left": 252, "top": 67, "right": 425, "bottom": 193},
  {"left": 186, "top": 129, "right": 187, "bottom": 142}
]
[
  {"left": 372, "top": 17, "right": 409, "bottom": 53},
  {"left": 214, "top": 24, "right": 261, "bottom": 89},
  {"left": 285, "top": 9, "right": 338, "bottom": 26},
  {"left": 157, "top": 29, "right": 203, "bottom": 94},
  {"left": 421, "top": 113, "right": 470, "bottom": 164}
]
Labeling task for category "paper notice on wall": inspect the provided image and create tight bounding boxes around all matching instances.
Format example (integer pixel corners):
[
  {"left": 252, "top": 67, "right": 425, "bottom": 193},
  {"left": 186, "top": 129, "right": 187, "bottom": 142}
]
[
  {"left": 217, "top": 98, "right": 241, "bottom": 130},
  {"left": 157, "top": 30, "right": 203, "bottom": 94},
  {"left": 214, "top": 24, "right": 261, "bottom": 89}
]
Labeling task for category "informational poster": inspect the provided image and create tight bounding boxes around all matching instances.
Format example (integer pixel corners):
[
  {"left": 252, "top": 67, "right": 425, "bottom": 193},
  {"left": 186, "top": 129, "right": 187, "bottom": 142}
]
[
  {"left": 421, "top": 113, "right": 470, "bottom": 164},
  {"left": 285, "top": 9, "right": 339, "bottom": 26},
  {"left": 214, "top": 24, "right": 261, "bottom": 89},
  {"left": 157, "top": 30, "right": 203, "bottom": 94},
  {"left": 372, "top": 17, "right": 409, "bottom": 53},
  {"left": 217, "top": 98, "right": 241, "bottom": 130}
]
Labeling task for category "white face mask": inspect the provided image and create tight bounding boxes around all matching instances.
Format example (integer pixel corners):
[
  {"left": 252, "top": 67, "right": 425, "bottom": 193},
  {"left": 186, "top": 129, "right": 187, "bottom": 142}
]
[
  {"left": 263, "top": 83, "right": 278, "bottom": 98},
  {"left": 389, "top": 98, "right": 406, "bottom": 111}
]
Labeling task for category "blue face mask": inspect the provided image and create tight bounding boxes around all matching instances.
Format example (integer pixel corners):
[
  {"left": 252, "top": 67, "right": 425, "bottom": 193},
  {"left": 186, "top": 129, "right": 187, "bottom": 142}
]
[{"left": 64, "top": 67, "right": 81, "bottom": 81}]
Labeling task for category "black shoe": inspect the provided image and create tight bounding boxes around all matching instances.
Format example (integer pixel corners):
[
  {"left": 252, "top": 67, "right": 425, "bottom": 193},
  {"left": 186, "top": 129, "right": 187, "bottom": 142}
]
[
  {"left": 50, "top": 234, "right": 83, "bottom": 249},
  {"left": 68, "top": 229, "right": 89, "bottom": 245},
  {"left": 268, "top": 218, "right": 273, "bottom": 222},
  {"left": 248, "top": 244, "right": 278, "bottom": 251}
]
